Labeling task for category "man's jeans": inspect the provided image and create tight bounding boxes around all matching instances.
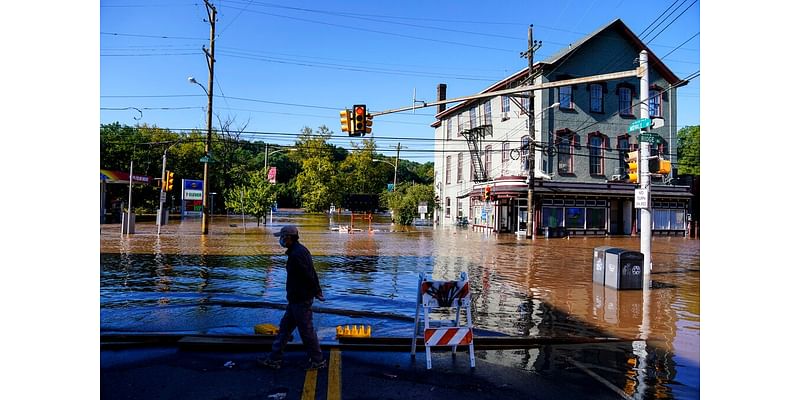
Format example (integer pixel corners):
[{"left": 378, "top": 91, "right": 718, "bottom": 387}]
[{"left": 269, "top": 299, "right": 323, "bottom": 363}]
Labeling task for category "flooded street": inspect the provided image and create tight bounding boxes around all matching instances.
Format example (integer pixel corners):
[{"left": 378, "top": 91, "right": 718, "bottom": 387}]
[{"left": 101, "top": 211, "right": 699, "bottom": 398}]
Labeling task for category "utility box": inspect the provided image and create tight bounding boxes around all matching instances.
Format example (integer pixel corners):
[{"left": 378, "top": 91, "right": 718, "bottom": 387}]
[
  {"left": 592, "top": 246, "right": 616, "bottom": 284},
  {"left": 604, "top": 248, "right": 644, "bottom": 290},
  {"left": 121, "top": 211, "right": 136, "bottom": 234}
]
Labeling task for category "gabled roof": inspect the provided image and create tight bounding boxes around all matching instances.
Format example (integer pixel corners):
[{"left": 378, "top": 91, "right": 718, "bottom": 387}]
[{"left": 432, "top": 18, "right": 684, "bottom": 126}]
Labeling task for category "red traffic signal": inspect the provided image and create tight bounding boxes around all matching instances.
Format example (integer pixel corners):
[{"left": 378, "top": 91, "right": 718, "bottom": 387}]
[{"left": 353, "top": 104, "right": 366, "bottom": 135}]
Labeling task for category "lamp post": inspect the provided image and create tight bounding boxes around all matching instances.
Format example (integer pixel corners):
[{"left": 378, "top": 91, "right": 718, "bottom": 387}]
[
  {"left": 526, "top": 101, "right": 560, "bottom": 240},
  {"left": 189, "top": 75, "right": 213, "bottom": 235},
  {"left": 265, "top": 145, "right": 297, "bottom": 178}
]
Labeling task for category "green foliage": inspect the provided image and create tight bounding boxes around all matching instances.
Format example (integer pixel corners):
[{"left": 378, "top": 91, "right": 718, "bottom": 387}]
[
  {"left": 223, "top": 171, "right": 281, "bottom": 224},
  {"left": 677, "top": 125, "right": 700, "bottom": 176},
  {"left": 292, "top": 126, "right": 338, "bottom": 212},
  {"left": 385, "top": 183, "right": 435, "bottom": 225},
  {"left": 101, "top": 122, "right": 435, "bottom": 216}
]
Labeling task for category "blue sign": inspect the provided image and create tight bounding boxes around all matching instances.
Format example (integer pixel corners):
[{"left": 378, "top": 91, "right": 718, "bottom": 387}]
[{"left": 628, "top": 118, "right": 652, "bottom": 132}]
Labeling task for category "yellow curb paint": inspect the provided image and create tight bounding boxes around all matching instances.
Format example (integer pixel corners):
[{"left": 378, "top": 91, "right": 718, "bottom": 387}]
[
  {"left": 301, "top": 369, "right": 317, "bottom": 400},
  {"left": 327, "top": 348, "right": 341, "bottom": 400}
]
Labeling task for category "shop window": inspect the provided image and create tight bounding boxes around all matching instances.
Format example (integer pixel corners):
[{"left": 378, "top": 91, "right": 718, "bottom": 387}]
[
  {"left": 586, "top": 208, "right": 605, "bottom": 229},
  {"left": 542, "top": 207, "right": 564, "bottom": 228},
  {"left": 565, "top": 207, "right": 585, "bottom": 228}
]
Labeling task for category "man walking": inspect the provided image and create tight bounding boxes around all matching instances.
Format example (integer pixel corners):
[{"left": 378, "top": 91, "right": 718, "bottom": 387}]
[{"left": 259, "top": 224, "right": 326, "bottom": 370}]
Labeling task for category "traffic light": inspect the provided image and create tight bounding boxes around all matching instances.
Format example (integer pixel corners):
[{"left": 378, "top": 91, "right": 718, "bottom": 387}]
[
  {"left": 484, "top": 185, "right": 491, "bottom": 201},
  {"left": 339, "top": 109, "right": 352, "bottom": 133},
  {"left": 364, "top": 113, "right": 373, "bottom": 134},
  {"left": 352, "top": 104, "right": 366, "bottom": 135},
  {"left": 165, "top": 170, "right": 174, "bottom": 191},
  {"left": 649, "top": 158, "right": 672, "bottom": 175},
  {"left": 624, "top": 151, "right": 638, "bottom": 184}
]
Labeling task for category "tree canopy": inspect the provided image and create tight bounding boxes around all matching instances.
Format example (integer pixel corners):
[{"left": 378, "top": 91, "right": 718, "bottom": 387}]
[{"left": 677, "top": 125, "right": 700, "bottom": 176}]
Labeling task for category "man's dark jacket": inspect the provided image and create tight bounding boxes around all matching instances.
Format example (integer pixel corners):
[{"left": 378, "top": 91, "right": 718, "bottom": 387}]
[{"left": 284, "top": 241, "right": 321, "bottom": 303}]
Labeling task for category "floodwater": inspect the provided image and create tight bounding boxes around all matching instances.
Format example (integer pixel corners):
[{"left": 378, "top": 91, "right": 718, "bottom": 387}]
[{"left": 101, "top": 211, "right": 700, "bottom": 399}]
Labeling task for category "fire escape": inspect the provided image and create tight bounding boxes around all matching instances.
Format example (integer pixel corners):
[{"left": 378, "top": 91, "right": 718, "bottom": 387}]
[{"left": 459, "top": 110, "right": 492, "bottom": 183}]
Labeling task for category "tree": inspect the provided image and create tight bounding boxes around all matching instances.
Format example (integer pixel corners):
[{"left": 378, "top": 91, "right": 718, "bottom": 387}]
[
  {"left": 384, "top": 183, "right": 435, "bottom": 225},
  {"left": 224, "top": 171, "right": 281, "bottom": 225},
  {"left": 292, "top": 126, "right": 338, "bottom": 212},
  {"left": 677, "top": 125, "right": 700, "bottom": 176}
]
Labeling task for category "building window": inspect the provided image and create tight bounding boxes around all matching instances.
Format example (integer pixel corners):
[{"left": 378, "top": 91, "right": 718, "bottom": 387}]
[
  {"left": 445, "top": 155, "right": 451, "bottom": 184},
  {"left": 521, "top": 136, "right": 531, "bottom": 171},
  {"left": 445, "top": 197, "right": 451, "bottom": 218},
  {"left": 483, "top": 101, "right": 492, "bottom": 123},
  {"left": 588, "top": 132, "right": 606, "bottom": 176},
  {"left": 457, "top": 152, "right": 463, "bottom": 182},
  {"left": 559, "top": 86, "right": 573, "bottom": 109},
  {"left": 469, "top": 107, "right": 477, "bottom": 128},
  {"left": 649, "top": 88, "right": 662, "bottom": 118},
  {"left": 542, "top": 207, "right": 564, "bottom": 228},
  {"left": 521, "top": 96, "right": 530, "bottom": 115},
  {"left": 556, "top": 130, "right": 574, "bottom": 174},
  {"left": 484, "top": 145, "right": 492, "bottom": 179},
  {"left": 590, "top": 84, "right": 603, "bottom": 113},
  {"left": 617, "top": 135, "right": 630, "bottom": 152},
  {"left": 619, "top": 87, "right": 633, "bottom": 116},
  {"left": 446, "top": 119, "right": 452, "bottom": 140},
  {"left": 501, "top": 141, "right": 509, "bottom": 175},
  {"left": 502, "top": 96, "right": 510, "bottom": 112}
]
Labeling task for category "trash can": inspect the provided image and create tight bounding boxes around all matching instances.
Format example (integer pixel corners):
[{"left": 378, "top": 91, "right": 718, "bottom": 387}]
[
  {"left": 604, "top": 248, "right": 644, "bottom": 290},
  {"left": 592, "top": 246, "right": 616, "bottom": 284}
]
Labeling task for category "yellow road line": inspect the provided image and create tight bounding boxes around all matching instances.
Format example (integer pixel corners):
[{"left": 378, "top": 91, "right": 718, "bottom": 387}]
[
  {"left": 327, "top": 348, "right": 341, "bottom": 400},
  {"left": 301, "top": 368, "right": 317, "bottom": 400}
]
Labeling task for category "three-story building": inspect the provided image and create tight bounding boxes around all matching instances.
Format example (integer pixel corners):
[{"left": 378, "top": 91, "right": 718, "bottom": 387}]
[{"left": 432, "top": 19, "right": 693, "bottom": 236}]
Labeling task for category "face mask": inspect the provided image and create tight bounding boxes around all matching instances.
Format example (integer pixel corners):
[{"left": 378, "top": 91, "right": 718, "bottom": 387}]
[{"left": 279, "top": 236, "right": 287, "bottom": 248}]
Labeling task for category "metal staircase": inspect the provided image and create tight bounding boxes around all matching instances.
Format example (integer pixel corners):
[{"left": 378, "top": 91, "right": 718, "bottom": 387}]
[{"left": 460, "top": 122, "right": 492, "bottom": 183}]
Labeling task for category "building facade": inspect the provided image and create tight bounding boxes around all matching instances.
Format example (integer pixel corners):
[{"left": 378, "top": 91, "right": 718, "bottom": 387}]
[{"left": 432, "top": 19, "right": 692, "bottom": 236}]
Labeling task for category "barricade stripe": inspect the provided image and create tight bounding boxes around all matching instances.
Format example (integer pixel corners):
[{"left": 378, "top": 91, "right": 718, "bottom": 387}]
[{"left": 425, "top": 328, "right": 473, "bottom": 346}]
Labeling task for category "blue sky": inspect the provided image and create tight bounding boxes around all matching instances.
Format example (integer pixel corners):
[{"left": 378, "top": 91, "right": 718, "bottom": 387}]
[{"left": 100, "top": 0, "right": 700, "bottom": 163}]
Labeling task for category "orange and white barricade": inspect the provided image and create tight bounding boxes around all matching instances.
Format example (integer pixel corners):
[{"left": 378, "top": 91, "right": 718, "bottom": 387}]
[{"left": 410, "top": 271, "right": 475, "bottom": 369}]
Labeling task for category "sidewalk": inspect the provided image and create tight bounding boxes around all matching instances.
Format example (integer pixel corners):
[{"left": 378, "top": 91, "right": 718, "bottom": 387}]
[{"left": 101, "top": 336, "right": 641, "bottom": 400}]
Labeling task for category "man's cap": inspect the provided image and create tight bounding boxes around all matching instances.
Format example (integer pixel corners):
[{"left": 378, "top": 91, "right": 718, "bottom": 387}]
[{"left": 273, "top": 224, "right": 299, "bottom": 237}]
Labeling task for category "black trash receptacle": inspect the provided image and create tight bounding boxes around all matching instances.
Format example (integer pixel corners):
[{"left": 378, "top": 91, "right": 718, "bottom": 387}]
[
  {"left": 592, "top": 246, "right": 617, "bottom": 285},
  {"left": 604, "top": 248, "right": 644, "bottom": 290}
]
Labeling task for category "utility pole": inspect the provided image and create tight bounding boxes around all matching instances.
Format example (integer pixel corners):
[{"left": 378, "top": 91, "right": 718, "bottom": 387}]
[
  {"left": 394, "top": 142, "right": 400, "bottom": 191},
  {"left": 639, "top": 50, "right": 652, "bottom": 284},
  {"left": 200, "top": 0, "right": 216, "bottom": 235},
  {"left": 522, "top": 25, "right": 542, "bottom": 240}
]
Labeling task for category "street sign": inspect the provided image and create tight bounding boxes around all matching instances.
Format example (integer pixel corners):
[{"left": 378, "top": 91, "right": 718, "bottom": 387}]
[
  {"left": 160, "top": 192, "right": 167, "bottom": 203},
  {"left": 628, "top": 118, "right": 652, "bottom": 132},
  {"left": 200, "top": 156, "right": 210, "bottom": 163},
  {"left": 639, "top": 133, "right": 660, "bottom": 144},
  {"left": 651, "top": 118, "right": 664, "bottom": 129},
  {"left": 634, "top": 188, "right": 649, "bottom": 209}
]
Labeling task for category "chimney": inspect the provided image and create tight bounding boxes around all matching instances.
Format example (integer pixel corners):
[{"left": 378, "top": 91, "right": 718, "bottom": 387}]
[{"left": 437, "top": 84, "right": 447, "bottom": 114}]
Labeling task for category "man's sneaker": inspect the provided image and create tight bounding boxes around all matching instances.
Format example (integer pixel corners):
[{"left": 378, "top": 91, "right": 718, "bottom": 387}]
[
  {"left": 307, "top": 359, "right": 327, "bottom": 370},
  {"left": 257, "top": 358, "right": 282, "bottom": 369}
]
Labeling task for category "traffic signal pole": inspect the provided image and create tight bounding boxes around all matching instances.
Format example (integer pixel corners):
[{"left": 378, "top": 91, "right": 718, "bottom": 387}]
[
  {"left": 639, "top": 50, "right": 652, "bottom": 284},
  {"left": 157, "top": 151, "right": 167, "bottom": 235}
]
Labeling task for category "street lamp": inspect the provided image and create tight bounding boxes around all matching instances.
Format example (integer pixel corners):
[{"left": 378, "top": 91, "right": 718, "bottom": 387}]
[
  {"left": 372, "top": 158, "right": 397, "bottom": 191},
  {"left": 265, "top": 145, "right": 297, "bottom": 177},
  {"left": 188, "top": 75, "right": 214, "bottom": 235},
  {"left": 526, "top": 101, "right": 560, "bottom": 239}
]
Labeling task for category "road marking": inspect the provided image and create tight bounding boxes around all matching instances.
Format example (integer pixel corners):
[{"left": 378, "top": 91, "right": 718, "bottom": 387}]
[
  {"left": 301, "top": 368, "right": 317, "bottom": 400},
  {"left": 327, "top": 348, "right": 341, "bottom": 400}
]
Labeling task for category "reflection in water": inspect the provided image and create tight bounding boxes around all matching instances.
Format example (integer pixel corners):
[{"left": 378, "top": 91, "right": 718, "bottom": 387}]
[{"left": 101, "top": 213, "right": 699, "bottom": 398}]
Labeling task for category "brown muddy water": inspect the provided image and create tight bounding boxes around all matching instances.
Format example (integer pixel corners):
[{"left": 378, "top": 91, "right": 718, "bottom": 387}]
[{"left": 101, "top": 211, "right": 699, "bottom": 399}]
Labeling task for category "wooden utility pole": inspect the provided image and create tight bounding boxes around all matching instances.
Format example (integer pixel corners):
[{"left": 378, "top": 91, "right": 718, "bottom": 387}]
[
  {"left": 522, "top": 25, "right": 542, "bottom": 240},
  {"left": 200, "top": 0, "right": 216, "bottom": 235}
]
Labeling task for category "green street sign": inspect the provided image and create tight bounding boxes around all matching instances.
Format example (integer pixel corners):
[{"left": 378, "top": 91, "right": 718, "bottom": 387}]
[
  {"left": 639, "top": 133, "right": 660, "bottom": 143},
  {"left": 200, "top": 156, "right": 211, "bottom": 163},
  {"left": 628, "top": 118, "right": 652, "bottom": 132}
]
